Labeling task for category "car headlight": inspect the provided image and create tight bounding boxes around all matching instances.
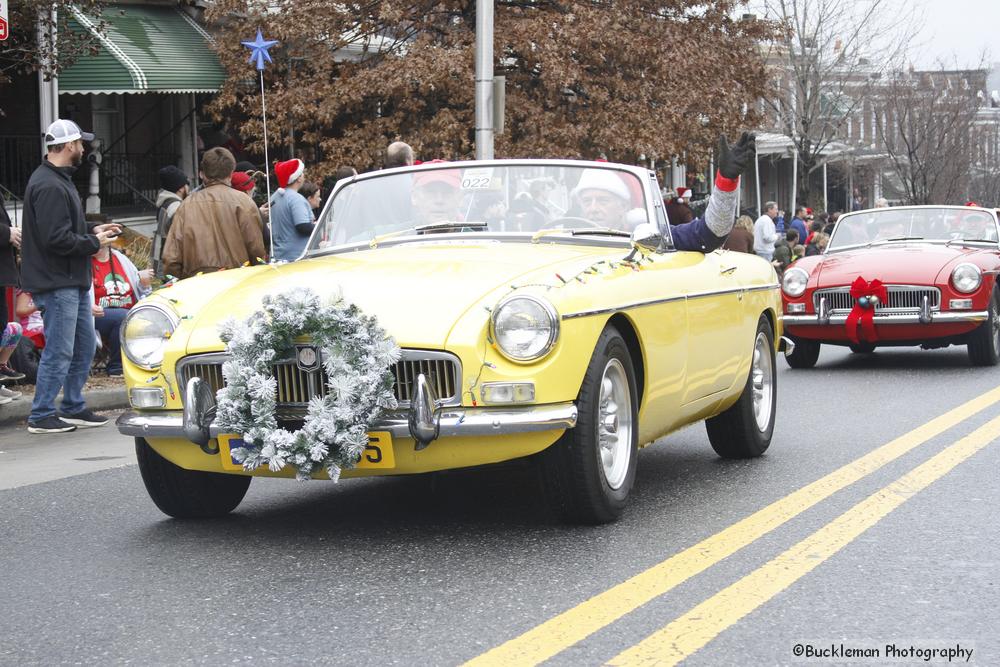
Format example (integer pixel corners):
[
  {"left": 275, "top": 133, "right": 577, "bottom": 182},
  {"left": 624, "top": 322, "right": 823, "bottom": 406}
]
[
  {"left": 121, "top": 304, "right": 179, "bottom": 370},
  {"left": 782, "top": 267, "right": 809, "bottom": 298},
  {"left": 951, "top": 263, "right": 982, "bottom": 294},
  {"left": 491, "top": 295, "right": 559, "bottom": 362}
]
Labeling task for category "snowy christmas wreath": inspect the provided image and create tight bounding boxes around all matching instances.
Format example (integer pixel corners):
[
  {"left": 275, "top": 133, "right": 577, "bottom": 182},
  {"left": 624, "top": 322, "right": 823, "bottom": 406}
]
[{"left": 214, "top": 288, "right": 401, "bottom": 481}]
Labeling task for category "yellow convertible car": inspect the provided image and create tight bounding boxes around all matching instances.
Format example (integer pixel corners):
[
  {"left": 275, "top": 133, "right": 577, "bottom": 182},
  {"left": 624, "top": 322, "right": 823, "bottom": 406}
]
[{"left": 117, "top": 159, "right": 783, "bottom": 523}]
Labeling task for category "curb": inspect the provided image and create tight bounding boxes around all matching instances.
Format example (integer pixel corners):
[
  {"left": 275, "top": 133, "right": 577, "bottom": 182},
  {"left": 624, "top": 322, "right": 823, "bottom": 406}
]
[{"left": 0, "top": 387, "right": 130, "bottom": 427}]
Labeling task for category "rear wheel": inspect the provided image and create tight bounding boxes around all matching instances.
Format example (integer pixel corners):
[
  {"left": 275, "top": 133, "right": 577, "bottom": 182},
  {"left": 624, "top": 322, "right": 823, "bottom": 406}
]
[
  {"left": 541, "top": 327, "right": 638, "bottom": 524},
  {"left": 849, "top": 342, "right": 876, "bottom": 354},
  {"left": 784, "top": 335, "right": 820, "bottom": 368},
  {"left": 706, "top": 316, "right": 776, "bottom": 458},
  {"left": 135, "top": 437, "right": 251, "bottom": 518},
  {"left": 968, "top": 289, "right": 1000, "bottom": 366}
]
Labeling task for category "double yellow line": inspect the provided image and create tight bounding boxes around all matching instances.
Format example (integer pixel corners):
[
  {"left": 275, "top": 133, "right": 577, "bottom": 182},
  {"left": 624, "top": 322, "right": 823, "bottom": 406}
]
[{"left": 466, "top": 385, "right": 1000, "bottom": 667}]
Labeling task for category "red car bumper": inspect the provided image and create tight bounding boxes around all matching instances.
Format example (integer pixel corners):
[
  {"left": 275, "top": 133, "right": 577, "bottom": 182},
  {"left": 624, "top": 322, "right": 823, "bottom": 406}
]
[{"left": 782, "top": 310, "right": 987, "bottom": 343}]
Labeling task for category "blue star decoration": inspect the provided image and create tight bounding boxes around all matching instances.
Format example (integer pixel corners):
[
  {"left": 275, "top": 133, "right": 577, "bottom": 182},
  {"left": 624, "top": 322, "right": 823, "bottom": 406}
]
[{"left": 242, "top": 29, "right": 279, "bottom": 71}]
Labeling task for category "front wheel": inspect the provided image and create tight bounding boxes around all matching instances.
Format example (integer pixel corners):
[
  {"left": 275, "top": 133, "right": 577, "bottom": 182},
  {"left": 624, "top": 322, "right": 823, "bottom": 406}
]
[
  {"left": 541, "top": 327, "right": 638, "bottom": 524},
  {"left": 135, "top": 437, "right": 251, "bottom": 518},
  {"left": 968, "top": 289, "right": 1000, "bottom": 366},
  {"left": 784, "top": 335, "right": 820, "bottom": 368},
  {"left": 705, "top": 316, "right": 776, "bottom": 458}
]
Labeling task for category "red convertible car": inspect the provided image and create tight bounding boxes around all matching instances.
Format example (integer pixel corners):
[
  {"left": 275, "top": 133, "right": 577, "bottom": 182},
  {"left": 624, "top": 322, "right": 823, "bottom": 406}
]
[{"left": 781, "top": 205, "right": 1000, "bottom": 368}]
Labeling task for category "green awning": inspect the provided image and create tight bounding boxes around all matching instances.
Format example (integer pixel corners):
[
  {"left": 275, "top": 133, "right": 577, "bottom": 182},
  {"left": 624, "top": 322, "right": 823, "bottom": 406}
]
[{"left": 60, "top": 4, "right": 226, "bottom": 94}]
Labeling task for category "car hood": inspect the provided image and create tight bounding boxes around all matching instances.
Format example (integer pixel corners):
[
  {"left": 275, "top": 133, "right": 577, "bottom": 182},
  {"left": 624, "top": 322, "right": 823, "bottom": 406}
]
[
  {"left": 815, "top": 244, "right": 984, "bottom": 286},
  {"left": 168, "top": 240, "right": 624, "bottom": 353}
]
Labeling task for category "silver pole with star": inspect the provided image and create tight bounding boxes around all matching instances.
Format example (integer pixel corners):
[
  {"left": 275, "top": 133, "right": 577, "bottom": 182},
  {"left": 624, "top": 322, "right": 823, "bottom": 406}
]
[{"left": 241, "top": 29, "right": 279, "bottom": 262}]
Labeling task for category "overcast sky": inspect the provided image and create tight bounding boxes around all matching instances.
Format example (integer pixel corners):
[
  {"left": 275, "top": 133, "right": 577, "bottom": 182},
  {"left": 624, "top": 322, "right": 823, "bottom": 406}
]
[
  {"left": 745, "top": 0, "right": 997, "bottom": 70},
  {"left": 910, "top": 0, "right": 998, "bottom": 68}
]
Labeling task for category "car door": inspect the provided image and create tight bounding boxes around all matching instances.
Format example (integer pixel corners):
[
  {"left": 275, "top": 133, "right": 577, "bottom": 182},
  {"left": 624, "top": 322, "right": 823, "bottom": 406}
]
[{"left": 677, "top": 249, "right": 745, "bottom": 402}]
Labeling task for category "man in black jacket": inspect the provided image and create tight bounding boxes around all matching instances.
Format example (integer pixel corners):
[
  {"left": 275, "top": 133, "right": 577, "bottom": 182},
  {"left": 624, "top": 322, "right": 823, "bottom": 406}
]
[{"left": 20, "top": 119, "right": 121, "bottom": 434}]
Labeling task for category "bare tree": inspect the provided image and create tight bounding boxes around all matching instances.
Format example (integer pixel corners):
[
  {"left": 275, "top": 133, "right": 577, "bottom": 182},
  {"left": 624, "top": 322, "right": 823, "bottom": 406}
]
[
  {"left": 968, "top": 106, "right": 1000, "bottom": 206},
  {"left": 874, "top": 69, "right": 984, "bottom": 205},
  {"left": 756, "top": 0, "right": 917, "bottom": 206}
]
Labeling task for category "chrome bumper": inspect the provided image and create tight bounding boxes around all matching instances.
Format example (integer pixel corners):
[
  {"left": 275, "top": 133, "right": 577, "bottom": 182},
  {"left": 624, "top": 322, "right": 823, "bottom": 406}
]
[
  {"left": 781, "top": 310, "right": 988, "bottom": 326},
  {"left": 117, "top": 377, "right": 578, "bottom": 450}
]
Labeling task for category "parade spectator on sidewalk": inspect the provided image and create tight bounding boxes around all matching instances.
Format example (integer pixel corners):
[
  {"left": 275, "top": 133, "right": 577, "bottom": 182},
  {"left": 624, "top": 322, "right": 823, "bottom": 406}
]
[
  {"left": 666, "top": 187, "right": 695, "bottom": 225},
  {"left": 91, "top": 244, "right": 152, "bottom": 376},
  {"left": 1, "top": 197, "right": 27, "bottom": 393},
  {"left": 723, "top": 215, "right": 756, "bottom": 254},
  {"left": 20, "top": 119, "right": 121, "bottom": 434},
  {"left": 386, "top": 142, "right": 415, "bottom": 169},
  {"left": 152, "top": 166, "right": 189, "bottom": 279},
  {"left": 773, "top": 229, "right": 799, "bottom": 275},
  {"left": 753, "top": 201, "right": 779, "bottom": 260},
  {"left": 788, "top": 206, "right": 809, "bottom": 247},
  {"left": 299, "top": 181, "right": 323, "bottom": 218},
  {"left": 162, "top": 147, "right": 267, "bottom": 279},
  {"left": 269, "top": 159, "right": 316, "bottom": 262}
]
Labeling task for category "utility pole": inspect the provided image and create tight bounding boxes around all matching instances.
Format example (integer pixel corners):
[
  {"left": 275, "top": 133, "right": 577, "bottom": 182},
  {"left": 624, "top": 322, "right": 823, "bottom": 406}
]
[
  {"left": 474, "top": 0, "right": 494, "bottom": 160},
  {"left": 37, "top": 7, "right": 59, "bottom": 156}
]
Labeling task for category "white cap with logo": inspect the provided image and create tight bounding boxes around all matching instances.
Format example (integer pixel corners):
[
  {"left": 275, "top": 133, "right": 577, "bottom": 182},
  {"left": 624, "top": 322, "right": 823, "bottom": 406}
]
[{"left": 44, "top": 119, "right": 95, "bottom": 146}]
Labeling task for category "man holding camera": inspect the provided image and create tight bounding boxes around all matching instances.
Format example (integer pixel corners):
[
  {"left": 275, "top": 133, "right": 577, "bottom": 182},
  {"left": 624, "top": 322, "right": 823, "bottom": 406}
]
[{"left": 20, "top": 119, "right": 121, "bottom": 434}]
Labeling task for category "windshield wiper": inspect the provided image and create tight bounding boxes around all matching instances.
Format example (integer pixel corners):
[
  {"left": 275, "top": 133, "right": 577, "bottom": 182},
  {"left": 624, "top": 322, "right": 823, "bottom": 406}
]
[
  {"left": 366, "top": 221, "right": 489, "bottom": 248},
  {"left": 414, "top": 221, "right": 489, "bottom": 233},
  {"left": 868, "top": 236, "right": 924, "bottom": 247},
  {"left": 568, "top": 227, "right": 632, "bottom": 237}
]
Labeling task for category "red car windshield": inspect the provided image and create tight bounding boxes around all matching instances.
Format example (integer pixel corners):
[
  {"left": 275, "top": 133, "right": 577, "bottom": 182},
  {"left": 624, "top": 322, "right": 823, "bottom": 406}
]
[{"left": 829, "top": 208, "right": 1000, "bottom": 250}]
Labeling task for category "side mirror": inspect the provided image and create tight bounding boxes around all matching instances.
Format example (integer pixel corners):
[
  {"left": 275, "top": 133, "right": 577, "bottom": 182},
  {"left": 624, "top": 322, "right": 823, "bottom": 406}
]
[{"left": 631, "top": 222, "right": 663, "bottom": 252}]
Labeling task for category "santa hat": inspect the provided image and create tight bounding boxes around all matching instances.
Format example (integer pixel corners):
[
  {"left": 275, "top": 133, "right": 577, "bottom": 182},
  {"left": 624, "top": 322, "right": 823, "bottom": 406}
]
[
  {"left": 230, "top": 171, "right": 255, "bottom": 193},
  {"left": 274, "top": 158, "right": 305, "bottom": 191},
  {"left": 675, "top": 187, "right": 691, "bottom": 201},
  {"left": 572, "top": 169, "right": 630, "bottom": 202}
]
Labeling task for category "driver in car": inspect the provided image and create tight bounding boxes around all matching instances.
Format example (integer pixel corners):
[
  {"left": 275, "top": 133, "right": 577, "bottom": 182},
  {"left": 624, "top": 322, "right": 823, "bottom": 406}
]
[
  {"left": 411, "top": 168, "right": 463, "bottom": 225},
  {"left": 567, "top": 133, "right": 757, "bottom": 253},
  {"left": 959, "top": 211, "right": 997, "bottom": 241},
  {"left": 572, "top": 170, "right": 636, "bottom": 231}
]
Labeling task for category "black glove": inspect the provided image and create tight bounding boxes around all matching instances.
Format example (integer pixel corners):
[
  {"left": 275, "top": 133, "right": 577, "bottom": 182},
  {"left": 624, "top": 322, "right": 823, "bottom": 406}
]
[{"left": 718, "top": 132, "right": 756, "bottom": 180}]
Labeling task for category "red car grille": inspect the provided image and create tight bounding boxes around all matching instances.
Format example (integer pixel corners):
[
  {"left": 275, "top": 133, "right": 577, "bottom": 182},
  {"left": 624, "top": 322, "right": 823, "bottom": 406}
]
[{"left": 813, "top": 286, "right": 941, "bottom": 312}]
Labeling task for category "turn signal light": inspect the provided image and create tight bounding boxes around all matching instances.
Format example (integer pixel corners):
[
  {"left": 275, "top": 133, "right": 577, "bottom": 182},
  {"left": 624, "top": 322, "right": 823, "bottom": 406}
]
[
  {"left": 949, "top": 299, "right": 973, "bottom": 310},
  {"left": 786, "top": 303, "right": 806, "bottom": 313},
  {"left": 130, "top": 387, "right": 166, "bottom": 408},
  {"left": 481, "top": 382, "right": 535, "bottom": 404}
]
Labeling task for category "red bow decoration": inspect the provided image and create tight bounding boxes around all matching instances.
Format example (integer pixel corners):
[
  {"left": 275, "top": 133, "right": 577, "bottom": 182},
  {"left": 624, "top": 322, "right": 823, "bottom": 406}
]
[{"left": 845, "top": 277, "right": 888, "bottom": 344}]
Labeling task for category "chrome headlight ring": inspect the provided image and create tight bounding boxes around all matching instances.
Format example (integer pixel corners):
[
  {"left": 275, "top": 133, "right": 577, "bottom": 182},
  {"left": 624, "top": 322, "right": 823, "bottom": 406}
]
[
  {"left": 782, "top": 267, "right": 809, "bottom": 298},
  {"left": 121, "top": 303, "right": 180, "bottom": 370},
  {"left": 490, "top": 295, "right": 560, "bottom": 363},
  {"left": 951, "top": 263, "right": 982, "bottom": 294}
]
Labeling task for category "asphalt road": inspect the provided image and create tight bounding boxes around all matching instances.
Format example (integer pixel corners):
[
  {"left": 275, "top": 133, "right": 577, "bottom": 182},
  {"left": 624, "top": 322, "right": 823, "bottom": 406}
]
[{"left": 1, "top": 344, "right": 998, "bottom": 666}]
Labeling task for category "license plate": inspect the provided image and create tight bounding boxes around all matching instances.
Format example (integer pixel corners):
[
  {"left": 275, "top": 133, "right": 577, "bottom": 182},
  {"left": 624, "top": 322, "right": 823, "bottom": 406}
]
[{"left": 217, "top": 432, "right": 395, "bottom": 472}]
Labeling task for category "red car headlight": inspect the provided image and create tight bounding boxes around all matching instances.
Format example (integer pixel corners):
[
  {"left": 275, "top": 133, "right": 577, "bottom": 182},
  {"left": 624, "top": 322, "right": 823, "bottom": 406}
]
[{"left": 951, "top": 263, "right": 982, "bottom": 294}]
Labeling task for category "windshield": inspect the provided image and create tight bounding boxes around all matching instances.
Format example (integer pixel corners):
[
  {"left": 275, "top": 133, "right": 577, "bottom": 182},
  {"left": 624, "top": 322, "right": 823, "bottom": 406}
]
[
  {"left": 829, "top": 207, "right": 1000, "bottom": 250},
  {"left": 307, "top": 163, "right": 650, "bottom": 253}
]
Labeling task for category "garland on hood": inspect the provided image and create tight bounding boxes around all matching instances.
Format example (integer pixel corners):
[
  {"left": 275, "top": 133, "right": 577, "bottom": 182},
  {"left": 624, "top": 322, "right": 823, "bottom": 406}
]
[{"left": 214, "top": 288, "right": 401, "bottom": 481}]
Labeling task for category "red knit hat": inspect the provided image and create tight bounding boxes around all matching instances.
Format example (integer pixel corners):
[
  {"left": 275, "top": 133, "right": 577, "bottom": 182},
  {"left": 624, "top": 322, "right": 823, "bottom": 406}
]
[
  {"left": 274, "top": 159, "right": 305, "bottom": 189},
  {"left": 230, "top": 171, "right": 255, "bottom": 193}
]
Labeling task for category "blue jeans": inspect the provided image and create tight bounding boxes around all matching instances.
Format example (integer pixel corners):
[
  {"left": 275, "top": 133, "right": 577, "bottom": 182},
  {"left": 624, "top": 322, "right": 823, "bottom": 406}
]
[
  {"left": 30, "top": 288, "right": 96, "bottom": 421},
  {"left": 95, "top": 307, "right": 129, "bottom": 375}
]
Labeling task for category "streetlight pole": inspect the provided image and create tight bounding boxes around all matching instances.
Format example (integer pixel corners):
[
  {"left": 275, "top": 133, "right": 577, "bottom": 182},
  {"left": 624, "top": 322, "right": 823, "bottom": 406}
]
[{"left": 474, "top": 0, "right": 494, "bottom": 160}]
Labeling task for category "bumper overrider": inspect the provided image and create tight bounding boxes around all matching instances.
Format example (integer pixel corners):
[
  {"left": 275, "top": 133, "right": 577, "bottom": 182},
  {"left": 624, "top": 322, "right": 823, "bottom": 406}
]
[{"left": 116, "top": 375, "right": 579, "bottom": 452}]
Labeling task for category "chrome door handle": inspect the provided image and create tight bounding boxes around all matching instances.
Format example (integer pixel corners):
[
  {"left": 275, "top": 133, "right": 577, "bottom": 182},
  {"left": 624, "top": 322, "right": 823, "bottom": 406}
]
[{"left": 720, "top": 266, "right": 737, "bottom": 275}]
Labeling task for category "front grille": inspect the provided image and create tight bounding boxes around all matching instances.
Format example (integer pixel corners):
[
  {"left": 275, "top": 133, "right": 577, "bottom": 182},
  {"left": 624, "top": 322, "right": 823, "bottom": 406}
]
[
  {"left": 177, "top": 351, "right": 461, "bottom": 408},
  {"left": 813, "top": 286, "right": 940, "bottom": 313}
]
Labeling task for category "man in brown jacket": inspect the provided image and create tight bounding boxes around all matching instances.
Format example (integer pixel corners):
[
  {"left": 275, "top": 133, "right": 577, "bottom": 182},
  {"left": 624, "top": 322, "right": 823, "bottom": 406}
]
[{"left": 162, "top": 147, "right": 266, "bottom": 279}]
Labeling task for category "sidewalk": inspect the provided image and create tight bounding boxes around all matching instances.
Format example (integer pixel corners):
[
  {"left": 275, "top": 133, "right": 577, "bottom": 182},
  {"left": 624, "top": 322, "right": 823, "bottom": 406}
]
[{"left": 0, "top": 378, "right": 129, "bottom": 427}]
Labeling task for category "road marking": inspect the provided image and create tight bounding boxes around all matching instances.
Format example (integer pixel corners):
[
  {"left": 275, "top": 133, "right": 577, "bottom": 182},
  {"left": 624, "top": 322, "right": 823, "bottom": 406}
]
[
  {"left": 609, "top": 413, "right": 1000, "bottom": 666},
  {"left": 464, "top": 386, "right": 1000, "bottom": 667}
]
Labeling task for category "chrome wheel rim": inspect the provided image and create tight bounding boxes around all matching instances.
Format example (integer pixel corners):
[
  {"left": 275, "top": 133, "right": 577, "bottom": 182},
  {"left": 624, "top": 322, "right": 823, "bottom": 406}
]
[
  {"left": 598, "top": 358, "right": 632, "bottom": 490},
  {"left": 751, "top": 332, "right": 774, "bottom": 432}
]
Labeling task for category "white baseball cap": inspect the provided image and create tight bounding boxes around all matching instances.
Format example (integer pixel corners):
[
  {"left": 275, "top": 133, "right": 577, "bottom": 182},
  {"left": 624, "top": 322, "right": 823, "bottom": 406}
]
[{"left": 44, "top": 119, "right": 95, "bottom": 146}]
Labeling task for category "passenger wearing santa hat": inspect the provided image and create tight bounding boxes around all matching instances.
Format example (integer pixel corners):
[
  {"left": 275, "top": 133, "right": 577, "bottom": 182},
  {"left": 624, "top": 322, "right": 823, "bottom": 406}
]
[{"left": 269, "top": 158, "right": 316, "bottom": 262}]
